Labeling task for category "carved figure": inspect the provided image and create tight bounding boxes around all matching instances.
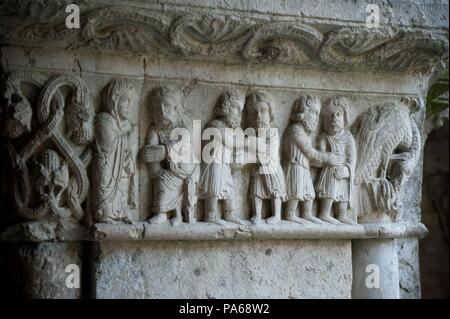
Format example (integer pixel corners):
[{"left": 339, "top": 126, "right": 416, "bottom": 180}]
[
  {"left": 141, "top": 86, "right": 199, "bottom": 226},
  {"left": 245, "top": 91, "right": 285, "bottom": 225},
  {"left": 316, "top": 97, "right": 357, "bottom": 225},
  {"left": 93, "top": 78, "right": 137, "bottom": 223},
  {"left": 352, "top": 97, "right": 422, "bottom": 222},
  {"left": 282, "top": 95, "right": 344, "bottom": 224},
  {"left": 198, "top": 90, "right": 248, "bottom": 225}
]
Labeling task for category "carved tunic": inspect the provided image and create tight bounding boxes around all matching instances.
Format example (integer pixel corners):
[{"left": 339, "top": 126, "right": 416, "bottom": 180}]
[
  {"left": 251, "top": 129, "right": 285, "bottom": 200},
  {"left": 93, "top": 113, "right": 136, "bottom": 222},
  {"left": 282, "top": 123, "right": 325, "bottom": 201},
  {"left": 316, "top": 132, "right": 356, "bottom": 203},
  {"left": 198, "top": 119, "right": 234, "bottom": 200},
  {"left": 150, "top": 130, "right": 195, "bottom": 213}
]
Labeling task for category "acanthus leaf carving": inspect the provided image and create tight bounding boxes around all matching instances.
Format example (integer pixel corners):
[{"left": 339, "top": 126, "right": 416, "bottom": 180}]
[
  {"left": 1, "top": 3, "right": 447, "bottom": 73},
  {"left": 75, "top": 7, "right": 174, "bottom": 54},
  {"left": 320, "top": 28, "right": 449, "bottom": 72},
  {"left": 169, "top": 13, "right": 254, "bottom": 57},
  {"left": 241, "top": 22, "right": 323, "bottom": 65}
]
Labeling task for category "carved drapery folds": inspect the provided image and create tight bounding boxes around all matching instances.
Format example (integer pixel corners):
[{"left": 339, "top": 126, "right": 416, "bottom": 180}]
[
  {"left": 0, "top": 3, "right": 448, "bottom": 73},
  {"left": 92, "top": 78, "right": 138, "bottom": 224}
]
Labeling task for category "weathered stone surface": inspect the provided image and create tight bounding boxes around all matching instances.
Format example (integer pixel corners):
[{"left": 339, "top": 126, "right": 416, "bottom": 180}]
[
  {"left": 94, "top": 240, "right": 352, "bottom": 299},
  {"left": 352, "top": 239, "right": 400, "bottom": 299},
  {"left": 0, "top": 0, "right": 447, "bottom": 299},
  {"left": 2, "top": 242, "right": 83, "bottom": 299}
]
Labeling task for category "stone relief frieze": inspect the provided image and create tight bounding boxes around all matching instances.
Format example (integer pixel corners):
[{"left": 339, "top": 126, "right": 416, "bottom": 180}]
[
  {"left": 0, "top": 2, "right": 447, "bottom": 73},
  {"left": 0, "top": 69, "right": 426, "bottom": 229}
]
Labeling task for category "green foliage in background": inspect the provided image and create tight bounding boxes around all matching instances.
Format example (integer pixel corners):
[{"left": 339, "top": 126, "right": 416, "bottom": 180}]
[{"left": 426, "top": 68, "right": 449, "bottom": 119}]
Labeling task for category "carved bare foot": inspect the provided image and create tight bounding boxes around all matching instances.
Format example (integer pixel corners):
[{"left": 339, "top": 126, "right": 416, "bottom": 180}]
[
  {"left": 286, "top": 212, "right": 311, "bottom": 225},
  {"left": 302, "top": 213, "right": 324, "bottom": 224},
  {"left": 204, "top": 216, "right": 226, "bottom": 225},
  {"left": 97, "top": 216, "right": 116, "bottom": 224},
  {"left": 266, "top": 215, "right": 281, "bottom": 225},
  {"left": 149, "top": 213, "right": 167, "bottom": 224},
  {"left": 319, "top": 214, "right": 342, "bottom": 225},
  {"left": 119, "top": 216, "right": 133, "bottom": 224},
  {"left": 186, "top": 218, "right": 196, "bottom": 224},
  {"left": 224, "top": 214, "right": 251, "bottom": 225},
  {"left": 170, "top": 215, "right": 182, "bottom": 227},
  {"left": 251, "top": 215, "right": 263, "bottom": 225},
  {"left": 337, "top": 214, "right": 356, "bottom": 225}
]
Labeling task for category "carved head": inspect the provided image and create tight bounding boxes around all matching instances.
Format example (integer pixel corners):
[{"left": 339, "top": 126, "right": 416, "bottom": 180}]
[
  {"left": 150, "top": 86, "right": 182, "bottom": 130},
  {"left": 104, "top": 78, "right": 136, "bottom": 123},
  {"left": 214, "top": 89, "right": 245, "bottom": 129},
  {"left": 323, "top": 96, "right": 349, "bottom": 135},
  {"left": 0, "top": 83, "right": 32, "bottom": 139},
  {"left": 33, "top": 149, "right": 69, "bottom": 213},
  {"left": 66, "top": 91, "right": 94, "bottom": 145},
  {"left": 291, "top": 95, "right": 321, "bottom": 132},
  {"left": 245, "top": 91, "right": 274, "bottom": 129},
  {"left": 400, "top": 96, "right": 423, "bottom": 113}
]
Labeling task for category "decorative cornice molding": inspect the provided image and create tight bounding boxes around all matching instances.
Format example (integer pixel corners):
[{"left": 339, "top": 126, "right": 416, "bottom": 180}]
[
  {"left": 0, "top": 220, "right": 428, "bottom": 242},
  {"left": 0, "top": 3, "right": 448, "bottom": 73}
]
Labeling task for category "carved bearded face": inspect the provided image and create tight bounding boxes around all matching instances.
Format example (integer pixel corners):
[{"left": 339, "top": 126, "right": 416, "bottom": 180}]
[
  {"left": 224, "top": 101, "right": 243, "bottom": 129},
  {"left": 252, "top": 101, "right": 271, "bottom": 129},
  {"left": 325, "top": 105, "right": 345, "bottom": 135},
  {"left": 153, "top": 95, "right": 179, "bottom": 130},
  {"left": 301, "top": 103, "right": 320, "bottom": 132}
]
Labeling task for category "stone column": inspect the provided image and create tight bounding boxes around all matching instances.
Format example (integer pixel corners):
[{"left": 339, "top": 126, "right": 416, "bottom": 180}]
[{"left": 352, "top": 239, "right": 400, "bottom": 299}]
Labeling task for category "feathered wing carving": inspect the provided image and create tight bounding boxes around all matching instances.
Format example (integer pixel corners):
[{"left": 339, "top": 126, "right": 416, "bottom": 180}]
[{"left": 352, "top": 100, "right": 422, "bottom": 221}]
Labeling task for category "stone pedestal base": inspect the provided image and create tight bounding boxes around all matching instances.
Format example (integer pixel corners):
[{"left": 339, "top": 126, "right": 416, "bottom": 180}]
[{"left": 93, "top": 240, "right": 352, "bottom": 299}]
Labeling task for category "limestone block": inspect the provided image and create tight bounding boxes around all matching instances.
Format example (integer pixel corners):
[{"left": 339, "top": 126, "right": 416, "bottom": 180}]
[{"left": 93, "top": 240, "right": 352, "bottom": 299}]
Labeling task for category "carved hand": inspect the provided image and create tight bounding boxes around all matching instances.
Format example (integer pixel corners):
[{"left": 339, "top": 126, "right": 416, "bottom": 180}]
[
  {"left": 333, "top": 166, "right": 350, "bottom": 180},
  {"left": 326, "top": 153, "right": 345, "bottom": 166},
  {"left": 143, "top": 145, "right": 166, "bottom": 162}
]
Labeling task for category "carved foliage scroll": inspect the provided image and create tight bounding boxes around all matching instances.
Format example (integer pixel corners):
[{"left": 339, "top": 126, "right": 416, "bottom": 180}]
[
  {"left": 1, "top": 3, "right": 447, "bottom": 72},
  {"left": 1, "top": 72, "right": 93, "bottom": 223}
]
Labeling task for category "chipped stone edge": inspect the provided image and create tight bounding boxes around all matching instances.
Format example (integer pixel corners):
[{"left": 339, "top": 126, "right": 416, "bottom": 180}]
[{"left": 0, "top": 220, "right": 428, "bottom": 243}]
